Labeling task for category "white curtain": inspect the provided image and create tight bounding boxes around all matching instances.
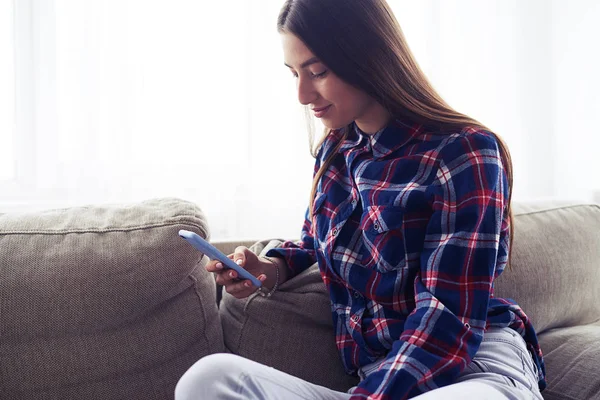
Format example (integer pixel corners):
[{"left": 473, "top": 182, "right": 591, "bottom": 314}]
[
  {"left": 0, "top": 0, "right": 15, "bottom": 181},
  {"left": 2, "top": 0, "right": 599, "bottom": 240}
]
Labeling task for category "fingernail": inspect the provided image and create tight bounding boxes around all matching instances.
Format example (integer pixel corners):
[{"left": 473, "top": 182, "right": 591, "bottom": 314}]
[
  {"left": 244, "top": 281, "right": 251, "bottom": 287},
  {"left": 229, "top": 271, "right": 235, "bottom": 278},
  {"left": 235, "top": 259, "right": 243, "bottom": 266},
  {"left": 259, "top": 274, "right": 266, "bottom": 281},
  {"left": 216, "top": 263, "right": 223, "bottom": 269}
]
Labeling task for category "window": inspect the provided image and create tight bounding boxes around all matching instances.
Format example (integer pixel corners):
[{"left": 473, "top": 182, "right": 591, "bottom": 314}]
[
  {"left": 1, "top": 1, "right": 598, "bottom": 236},
  {"left": 0, "top": 0, "right": 15, "bottom": 182}
]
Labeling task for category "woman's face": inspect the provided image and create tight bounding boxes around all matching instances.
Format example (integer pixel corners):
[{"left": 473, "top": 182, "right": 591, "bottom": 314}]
[{"left": 281, "top": 32, "right": 390, "bottom": 133}]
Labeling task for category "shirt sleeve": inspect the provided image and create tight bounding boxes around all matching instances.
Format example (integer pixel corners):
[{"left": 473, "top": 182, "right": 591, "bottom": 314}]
[{"left": 350, "top": 130, "right": 509, "bottom": 399}]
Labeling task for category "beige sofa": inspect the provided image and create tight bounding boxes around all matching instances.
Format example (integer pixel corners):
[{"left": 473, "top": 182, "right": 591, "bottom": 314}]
[{"left": 1, "top": 198, "right": 598, "bottom": 400}]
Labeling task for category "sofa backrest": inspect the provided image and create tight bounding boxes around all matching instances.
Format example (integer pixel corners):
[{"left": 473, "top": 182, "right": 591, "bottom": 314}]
[{"left": 494, "top": 203, "right": 600, "bottom": 334}]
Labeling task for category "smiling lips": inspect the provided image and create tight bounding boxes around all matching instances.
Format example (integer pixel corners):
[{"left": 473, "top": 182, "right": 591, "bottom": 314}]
[{"left": 312, "top": 105, "right": 332, "bottom": 118}]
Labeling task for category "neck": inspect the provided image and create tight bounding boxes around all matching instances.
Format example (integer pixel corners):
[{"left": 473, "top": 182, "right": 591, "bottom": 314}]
[{"left": 354, "top": 103, "right": 392, "bottom": 134}]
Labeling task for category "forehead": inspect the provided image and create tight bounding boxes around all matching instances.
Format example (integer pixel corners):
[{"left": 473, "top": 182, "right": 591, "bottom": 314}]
[{"left": 281, "top": 33, "right": 316, "bottom": 67}]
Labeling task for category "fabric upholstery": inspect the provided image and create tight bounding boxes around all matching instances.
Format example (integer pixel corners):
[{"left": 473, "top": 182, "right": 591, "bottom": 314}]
[
  {"left": 537, "top": 321, "right": 600, "bottom": 400},
  {"left": 0, "top": 198, "right": 223, "bottom": 400},
  {"left": 494, "top": 204, "right": 600, "bottom": 334}
]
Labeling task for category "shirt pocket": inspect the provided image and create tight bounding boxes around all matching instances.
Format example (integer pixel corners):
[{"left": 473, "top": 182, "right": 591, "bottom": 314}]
[{"left": 359, "top": 206, "right": 406, "bottom": 272}]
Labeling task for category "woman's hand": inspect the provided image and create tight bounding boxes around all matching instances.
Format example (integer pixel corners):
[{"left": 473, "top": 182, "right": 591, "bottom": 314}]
[{"left": 205, "top": 246, "right": 284, "bottom": 299}]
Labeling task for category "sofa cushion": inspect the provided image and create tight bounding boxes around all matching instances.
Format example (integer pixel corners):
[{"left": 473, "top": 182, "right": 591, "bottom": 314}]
[
  {"left": 537, "top": 321, "right": 600, "bottom": 400},
  {"left": 219, "top": 239, "right": 359, "bottom": 393},
  {"left": 494, "top": 203, "right": 600, "bottom": 334},
  {"left": 0, "top": 198, "right": 223, "bottom": 400}
]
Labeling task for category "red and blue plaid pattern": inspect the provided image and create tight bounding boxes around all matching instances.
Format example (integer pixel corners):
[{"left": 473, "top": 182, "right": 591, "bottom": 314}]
[{"left": 266, "top": 120, "right": 546, "bottom": 399}]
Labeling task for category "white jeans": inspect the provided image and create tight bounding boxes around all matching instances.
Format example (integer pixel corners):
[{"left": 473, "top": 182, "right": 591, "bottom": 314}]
[{"left": 175, "top": 327, "right": 543, "bottom": 400}]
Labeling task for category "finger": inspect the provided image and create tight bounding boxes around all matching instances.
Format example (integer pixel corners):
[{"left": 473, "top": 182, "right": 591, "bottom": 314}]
[
  {"left": 214, "top": 270, "right": 237, "bottom": 286},
  {"left": 226, "top": 279, "right": 257, "bottom": 298},
  {"left": 214, "top": 273, "right": 226, "bottom": 286},
  {"left": 232, "top": 246, "right": 249, "bottom": 266},
  {"left": 226, "top": 268, "right": 239, "bottom": 280},
  {"left": 214, "top": 254, "right": 234, "bottom": 271},
  {"left": 205, "top": 259, "right": 224, "bottom": 272},
  {"left": 227, "top": 273, "right": 267, "bottom": 291}
]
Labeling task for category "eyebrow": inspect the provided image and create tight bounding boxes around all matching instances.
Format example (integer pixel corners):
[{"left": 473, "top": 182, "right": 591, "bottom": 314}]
[{"left": 284, "top": 57, "right": 322, "bottom": 69}]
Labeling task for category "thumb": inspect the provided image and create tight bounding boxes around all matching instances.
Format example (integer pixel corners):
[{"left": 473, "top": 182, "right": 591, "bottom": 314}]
[{"left": 233, "top": 246, "right": 257, "bottom": 267}]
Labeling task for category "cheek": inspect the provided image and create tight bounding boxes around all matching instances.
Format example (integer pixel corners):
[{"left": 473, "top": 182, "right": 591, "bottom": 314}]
[
  {"left": 318, "top": 77, "right": 372, "bottom": 127},
  {"left": 331, "top": 89, "right": 370, "bottom": 120}
]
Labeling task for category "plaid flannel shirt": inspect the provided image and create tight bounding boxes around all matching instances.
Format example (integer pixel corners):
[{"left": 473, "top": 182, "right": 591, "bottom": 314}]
[{"left": 266, "top": 120, "right": 546, "bottom": 399}]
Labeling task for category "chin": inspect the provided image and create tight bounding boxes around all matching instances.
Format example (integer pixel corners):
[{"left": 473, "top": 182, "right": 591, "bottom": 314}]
[{"left": 322, "top": 118, "right": 353, "bottom": 131}]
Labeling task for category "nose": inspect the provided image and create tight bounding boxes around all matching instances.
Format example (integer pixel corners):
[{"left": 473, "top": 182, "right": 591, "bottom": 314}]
[{"left": 297, "top": 76, "right": 317, "bottom": 106}]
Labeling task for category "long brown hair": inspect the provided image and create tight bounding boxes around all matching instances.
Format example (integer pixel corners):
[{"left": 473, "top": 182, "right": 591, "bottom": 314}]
[{"left": 278, "top": 0, "right": 514, "bottom": 266}]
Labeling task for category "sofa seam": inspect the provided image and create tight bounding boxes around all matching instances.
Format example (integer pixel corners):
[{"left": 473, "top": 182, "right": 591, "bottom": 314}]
[
  {"left": 513, "top": 203, "right": 599, "bottom": 217},
  {"left": 0, "top": 218, "right": 206, "bottom": 236},
  {"left": 190, "top": 267, "right": 224, "bottom": 354},
  {"left": 235, "top": 298, "right": 253, "bottom": 353}
]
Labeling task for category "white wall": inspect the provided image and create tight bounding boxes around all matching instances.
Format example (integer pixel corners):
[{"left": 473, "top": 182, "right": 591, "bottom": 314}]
[{"left": 551, "top": 0, "right": 600, "bottom": 203}]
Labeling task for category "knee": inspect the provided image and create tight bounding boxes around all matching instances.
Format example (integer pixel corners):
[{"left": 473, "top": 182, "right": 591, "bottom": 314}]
[{"left": 175, "top": 353, "right": 245, "bottom": 400}]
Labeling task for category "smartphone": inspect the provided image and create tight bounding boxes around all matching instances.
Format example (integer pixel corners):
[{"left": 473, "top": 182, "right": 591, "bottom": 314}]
[{"left": 178, "top": 229, "right": 262, "bottom": 288}]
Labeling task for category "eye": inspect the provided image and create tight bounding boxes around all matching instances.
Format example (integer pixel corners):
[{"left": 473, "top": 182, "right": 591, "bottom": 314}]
[{"left": 311, "top": 70, "right": 328, "bottom": 79}]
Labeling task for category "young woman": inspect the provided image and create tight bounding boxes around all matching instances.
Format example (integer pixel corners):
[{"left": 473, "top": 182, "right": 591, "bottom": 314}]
[{"left": 176, "top": 0, "right": 546, "bottom": 399}]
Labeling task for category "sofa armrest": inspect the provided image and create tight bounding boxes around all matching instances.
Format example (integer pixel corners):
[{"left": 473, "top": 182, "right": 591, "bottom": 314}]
[{"left": 0, "top": 198, "right": 225, "bottom": 400}]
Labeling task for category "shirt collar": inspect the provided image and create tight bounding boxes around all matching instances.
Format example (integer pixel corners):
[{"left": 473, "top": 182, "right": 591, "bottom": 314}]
[
  {"left": 336, "top": 124, "right": 364, "bottom": 152},
  {"left": 338, "top": 119, "right": 424, "bottom": 158}
]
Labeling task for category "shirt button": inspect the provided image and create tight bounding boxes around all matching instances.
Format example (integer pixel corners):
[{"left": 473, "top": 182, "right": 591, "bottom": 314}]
[
  {"left": 332, "top": 228, "right": 338, "bottom": 236},
  {"left": 373, "top": 222, "right": 380, "bottom": 232},
  {"left": 353, "top": 291, "right": 360, "bottom": 298},
  {"left": 351, "top": 315, "right": 359, "bottom": 322}
]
